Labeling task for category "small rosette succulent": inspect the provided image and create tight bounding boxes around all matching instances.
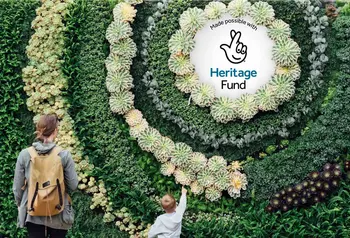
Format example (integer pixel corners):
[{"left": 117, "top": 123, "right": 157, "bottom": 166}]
[
  {"left": 137, "top": 127, "right": 161, "bottom": 152},
  {"left": 106, "top": 69, "right": 133, "bottom": 93},
  {"left": 190, "top": 180, "right": 204, "bottom": 195},
  {"left": 235, "top": 94, "right": 258, "bottom": 121},
  {"left": 174, "top": 168, "right": 196, "bottom": 185},
  {"left": 275, "top": 64, "right": 301, "bottom": 81},
  {"left": 109, "top": 91, "right": 134, "bottom": 115},
  {"left": 106, "top": 20, "right": 133, "bottom": 44},
  {"left": 105, "top": 53, "right": 132, "bottom": 72},
  {"left": 189, "top": 152, "right": 207, "bottom": 173},
  {"left": 154, "top": 136, "right": 175, "bottom": 163},
  {"left": 204, "top": 2, "right": 227, "bottom": 20},
  {"left": 179, "top": 7, "right": 207, "bottom": 34},
  {"left": 205, "top": 187, "right": 222, "bottom": 202},
  {"left": 113, "top": 2, "right": 137, "bottom": 23},
  {"left": 160, "top": 162, "right": 176, "bottom": 176},
  {"left": 228, "top": 171, "right": 248, "bottom": 198},
  {"left": 110, "top": 38, "right": 137, "bottom": 58},
  {"left": 191, "top": 83, "right": 216, "bottom": 107},
  {"left": 269, "top": 74, "right": 295, "bottom": 102},
  {"left": 169, "top": 30, "right": 195, "bottom": 55},
  {"left": 129, "top": 119, "right": 149, "bottom": 138},
  {"left": 255, "top": 85, "right": 278, "bottom": 111},
  {"left": 124, "top": 109, "right": 143, "bottom": 127},
  {"left": 210, "top": 97, "right": 236, "bottom": 123},
  {"left": 208, "top": 156, "right": 227, "bottom": 173},
  {"left": 175, "top": 73, "right": 199, "bottom": 94},
  {"left": 268, "top": 19, "right": 291, "bottom": 41},
  {"left": 171, "top": 142, "right": 192, "bottom": 167},
  {"left": 168, "top": 54, "right": 194, "bottom": 75},
  {"left": 250, "top": 1, "right": 275, "bottom": 25},
  {"left": 227, "top": 0, "right": 252, "bottom": 18},
  {"left": 214, "top": 170, "right": 230, "bottom": 190},
  {"left": 197, "top": 168, "right": 215, "bottom": 188},
  {"left": 272, "top": 38, "right": 301, "bottom": 67}
]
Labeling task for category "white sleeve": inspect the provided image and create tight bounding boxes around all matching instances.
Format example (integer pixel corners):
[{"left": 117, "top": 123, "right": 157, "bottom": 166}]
[
  {"left": 172, "top": 194, "right": 187, "bottom": 223},
  {"left": 148, "top": 217, "right": 161, "bottom": 238}
]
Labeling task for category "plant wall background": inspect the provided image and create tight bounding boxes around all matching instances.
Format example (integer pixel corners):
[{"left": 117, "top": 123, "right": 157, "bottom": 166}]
[{"left": 1, "top": 0, "right": 350, "bottom": 237}]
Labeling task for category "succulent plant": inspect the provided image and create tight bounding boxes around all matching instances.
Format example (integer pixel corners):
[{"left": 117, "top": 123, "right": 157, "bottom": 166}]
[
  {"left": 109, "top": 91, "right": 134, "bottom": 115},
  {"left": 105, "top": 53, "right": 132, "bottom": 72},
  {"left": 323, "top": 163, "right": 333, "bottom": 171},
  {"left": 179, "top": 7, "right": 207, "bottom": 34},
  {"left": 228, "top": 171, "right": 248, "bottom": 198},
  {"left": 106, "top": 20, "right": 133, "bottom": 44},
  {"left": 171, "top": 142, "right": 192, "bottom": 167},
  {"left": 309, "top": 171, "right": 320, "bottom": 181},
  {"left": 275, "top": 64, "right": 301, "bottom": 81},
  {"left": 214, "top": 170, "right": 230, "bottom": 190},
  {"left": 204, "top": 2, "right": 227, "bottom": 20},
  {"left": 160, "top": 162, "right": 176, "bottom": 176},
  {"left": 227, "top": 0, "right": 251, "bottom": 18},
  {"left": 110, "top": 38, "right": 137, "bottom": 58},
  {"left": 197, "top": 168, "right": 215, "bottom": 188},
  {"left": 106, "top": 69, "right": 133, "bottom": 93},
  {"left": 270, "top": 198, "right": 281, "bottom": 208},
  {"left": 189, "top": 152, "right": 207, "bottom": 173},
  {"left": 268, "top": 19, "right": 291, "bottom": 41},
  {"left": 250, "top": 1, "right": 275, "bottom": 25},
  {"left": 113, "top": 2, "right": 137, "bottom": 22},
  {"left": 269, "top": 74, "right": 295, "bottom": 102},
  {"left": 124, "top": 109, "right": 143, "bottom": 127},
  {"left": 321, "top": 171, "right": 332, "bottom": 181},
  {"left": 174, "top": 168, "right": 196, "bottom": 185},
  {"left": 208, "top": 156, "right": 227, "bottom": 173},
  {"left": 190, "top": 180, "right": 204, "bottom": 195},
  {"left": 168, "top": 54, "right": 194, "bottom": 75},
  {"left": 205, "top": 187, "right": 222, "bottom": 202},
  {"left": 129, "top": 119, "right": 149, "bottom": 138},
  {"left": 227, "top": 161, "right": 242, "bottom": 172},
  {"left": 191, "top": 83, "right": 216, "bottom": 107},
  {"left": 175, "top": 73, "right": 199, "bottom": 94},
  {"left": 137, "top": 127, "right": 161, "bottom": 152},
  {"left": 210, "top": 97, "right": 236, "bottom": 123},
  {"left": 255, "top": 85, "right": 278, "bottom": 111},
  {"left": 235, "top": 94, "right": 258, "bottom": 121},
  {"left": 124, "top": 0, "right": 143, "bottom": 5},
  {"left": 154, "top": 136, "right": 175, "bottom": 163},
  {"left": 272, "top": 38, "right": 301, "bottom": 67},
  {"left": 169, "top": 30, "right": 195, "bottom": 55}
]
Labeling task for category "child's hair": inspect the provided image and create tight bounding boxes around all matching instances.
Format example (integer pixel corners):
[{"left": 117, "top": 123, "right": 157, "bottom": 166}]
[
  {"left": 161, "top": 194, "right": 176, "bottom": 213},
  {"left": 35, "top": 114, "right": 59, "bottom": 143}
]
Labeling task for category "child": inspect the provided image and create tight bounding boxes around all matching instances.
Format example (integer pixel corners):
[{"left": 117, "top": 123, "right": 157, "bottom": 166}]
[{"left": 148, "top": 186, "right": 187, "bottom": 238}]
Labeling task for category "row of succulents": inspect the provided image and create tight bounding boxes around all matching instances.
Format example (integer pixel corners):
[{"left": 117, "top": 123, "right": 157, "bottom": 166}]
[
  {"left": 167, "top": 0, "right": 302, "bottom": 123},
  {"left": 266, "top": 163, "right": 344, "bottom": 213},
  {"left": 22, "top": 1, "right": 150, "bottom": 237},
  {"left": 105, "top": 0, "right": 248, "bottom": 202},
  {"left": 139, "top": 0, "right": 329, "bottom": 150}
]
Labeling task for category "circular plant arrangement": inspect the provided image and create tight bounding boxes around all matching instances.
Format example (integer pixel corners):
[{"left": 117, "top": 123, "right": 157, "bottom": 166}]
[
  {"left": 105, "top": 1, "right": 248, "bottom": 201},
  {"left": 168, "top": 0, "right": 302, "bottom": 123}
]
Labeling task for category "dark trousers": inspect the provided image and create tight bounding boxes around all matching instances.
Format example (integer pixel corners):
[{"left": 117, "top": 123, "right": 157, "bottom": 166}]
[{"left": 26, "top": 222, "right": 67, "bottom": 238}]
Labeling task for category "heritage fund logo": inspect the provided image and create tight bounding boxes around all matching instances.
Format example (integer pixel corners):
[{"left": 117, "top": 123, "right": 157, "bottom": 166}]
[{"left": 220, "top": 30, "right": 247, "bottom": 64}]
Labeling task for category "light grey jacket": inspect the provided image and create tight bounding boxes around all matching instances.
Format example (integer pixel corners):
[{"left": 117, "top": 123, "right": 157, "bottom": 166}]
[
  {"left": 148, "top": 194, "right": 187, "bottom": 238},
  {"left": 13, "top": 142, "right": 78, "bottom": 230}
]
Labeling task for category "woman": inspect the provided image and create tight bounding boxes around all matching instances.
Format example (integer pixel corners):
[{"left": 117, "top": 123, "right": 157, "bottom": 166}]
[{"left": 13, "top": 114, "right": 78, "bottom": 238}]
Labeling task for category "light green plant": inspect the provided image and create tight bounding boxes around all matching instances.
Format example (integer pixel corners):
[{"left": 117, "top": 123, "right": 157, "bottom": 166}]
[
  {"left": 110, "top": 38, "right": 137, "bottom": 58},
  {"left": 138, "top": 127, "right": 161, "bottom": 152},
  {"left": 197, "top": 168, "right": 215, "bottom": 188},
  {"left": 106, "top": 69, "right": 133, "bottom": 93},
  {"left": 227, "top": 0, "right": 251, "bottom": 18},
  {"left": 190, "top": 180, "right": 204, "bottom": 195},
  {"left": 189, "top": 152, "right": 207, "bottom": 173},
  {"left": 154, "top": 136, "right": 175, "bottom": 162},
  {"left": 275, "top": 64, "right": 301, "bottom": 81},
  {"left": 208, "top": 156, "right": 227, "bottom": 173},
  {"left": 168, "top": 54, "right": 194, "bottom": 75},
  {"left": 255, "top": 85, "right": 278, "bottom": 111},
  {"left": 179, "top": 7, "right": 207, "bottom": 34},
  {"left": 106, "top": 20, "right": 133, "bottom": 44},
  {"left": 160, "top": 162, "right": 176, "bottom": 176},
  {"left": 268, "top": 19, "right": 291, "bottom": 40},
  {"left": 113, "top": 2, "right": 137, "bottom": 22},
  {"left": 210, "top": 97, "right": 236, "bottom": 123},
  {"left": 272, "top": 38, "right": 301, "bottom": 67},
  {"left": 214, "top": 170, "right": 230, "bottom": 190},
  {"left": 174, "top": 168, "right": 196, "bottom": 185},
  {"left": 175, "top": 73, "right": 199, "bottom": 93},
  {"left": 171, "top": 142, "right": 192, "bottom": 167},
  {"left": 109, "top": 91, "right": 134, "bottom": 115},
  {"left": 204, "top": 2, "right": 227, "bottom": 20},
  {"left": 205, "top": 187, "right": 222, "bottom": 202},
  {"left": 235, "top": 94, "right": 258, "bottom": 121},
  {"left": 250, "top": 1, "right": 275, "bottom": 25},
  {"left": 105, "top": 53, "right": 132, "bottom": 72},
  {"left": 191, "top": 83, "right": 215, "bottom": 107},
  {"left": 269, "top": 74, "right": 295, "bottom": 102},
  {"left": 129, "top": 119, "right": 148, "bottom": 139},
  {"left": 168, "top": 29, "right": 195, "bottom": 55},
  {"left": 125, "top": 109, "right": 143, "bottom": 127}
]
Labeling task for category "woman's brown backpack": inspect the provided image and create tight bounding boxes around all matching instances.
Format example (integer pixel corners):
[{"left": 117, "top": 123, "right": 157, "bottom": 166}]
[{"left": 27, "top": 146, "right": 65, "bottom": 217}]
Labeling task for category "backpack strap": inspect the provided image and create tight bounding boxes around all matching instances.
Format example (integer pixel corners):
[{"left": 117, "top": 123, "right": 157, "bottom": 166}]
[
  {"left": 50, "top": 146, "right": 63, "bottom": 157},
  {"left": 27, "top": 146, "right": 38, "bottom": 159}
]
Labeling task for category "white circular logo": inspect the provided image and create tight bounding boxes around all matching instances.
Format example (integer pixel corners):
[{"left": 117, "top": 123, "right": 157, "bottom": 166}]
[{"left": 190, "top": 14, "right": 276, "bottom": 99}]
